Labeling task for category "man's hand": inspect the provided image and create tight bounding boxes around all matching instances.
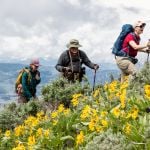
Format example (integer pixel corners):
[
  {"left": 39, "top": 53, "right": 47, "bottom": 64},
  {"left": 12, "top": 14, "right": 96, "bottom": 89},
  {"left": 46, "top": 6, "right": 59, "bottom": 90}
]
[
  {"left": 94, "top": 64, "right": 99, "bottom": 70},
  {"left": 146, "top": 49, "right": 150, "bottom": 53},
  {"left": 35, "top": 72, "right": 40, "bottom": 80},
  {"left": 62, "top": 67, "right": 72, "bottom": 72},
  {"left": 147, "top": 40, "right": 150, "bottom": 48}
]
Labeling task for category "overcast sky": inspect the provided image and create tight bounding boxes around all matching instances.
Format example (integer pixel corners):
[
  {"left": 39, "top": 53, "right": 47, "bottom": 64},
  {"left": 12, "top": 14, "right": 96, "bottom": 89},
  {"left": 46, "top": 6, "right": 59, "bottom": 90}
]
[{"left": 0, "top": 0, "right": 150, "bottom": 64}]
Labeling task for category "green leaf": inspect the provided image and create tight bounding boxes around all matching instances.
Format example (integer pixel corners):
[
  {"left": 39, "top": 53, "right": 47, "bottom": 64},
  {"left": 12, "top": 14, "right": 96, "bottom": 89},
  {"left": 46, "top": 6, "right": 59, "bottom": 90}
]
[
  {"left": 60, "top": 135, "right": 74, "bottom": 141},
  {"left": 81, "top": 122, "right": 89, "bottom": 126}
]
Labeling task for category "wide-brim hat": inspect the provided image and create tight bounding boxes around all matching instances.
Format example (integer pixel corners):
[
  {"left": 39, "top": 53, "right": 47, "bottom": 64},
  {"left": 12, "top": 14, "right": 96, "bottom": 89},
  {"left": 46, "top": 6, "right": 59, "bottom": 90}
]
[{"left": 66, "top": 39, "right": 82, "bottom": 48}]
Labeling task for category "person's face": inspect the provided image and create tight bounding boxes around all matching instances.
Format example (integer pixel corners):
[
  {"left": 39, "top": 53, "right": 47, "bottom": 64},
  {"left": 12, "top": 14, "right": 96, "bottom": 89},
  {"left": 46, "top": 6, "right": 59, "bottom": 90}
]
[
  {"left": 135, "top": 24, "right": 146, "bottom": 34},
  {"left": 31, "top": 64, "right": 39, "bottom": 72},
  {"left": 70, "top": 47, "right": 78, "bottom": 55}
]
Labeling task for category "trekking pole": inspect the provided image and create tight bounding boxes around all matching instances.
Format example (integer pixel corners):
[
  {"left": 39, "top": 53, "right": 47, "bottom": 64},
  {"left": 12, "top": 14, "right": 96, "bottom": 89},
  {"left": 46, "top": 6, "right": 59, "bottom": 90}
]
[
  {"left": 147, "top": 39, "right": 150, "bottom": 63},
  {"left": 92, "top": 69, "right": 97, "bottom": 92},
  {"left": 147, "top": 52, "right": 149, "bottom": 63}
]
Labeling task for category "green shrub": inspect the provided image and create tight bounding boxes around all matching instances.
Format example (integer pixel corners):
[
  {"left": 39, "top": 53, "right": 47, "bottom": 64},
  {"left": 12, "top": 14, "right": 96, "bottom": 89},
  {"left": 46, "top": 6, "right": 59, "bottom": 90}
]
[
  {"left": 41, "top": 77, "right": 91, "bottom": 107},
  {"left": 16, "top": 100, "right": 43, "bottom": 117},
  {"left": 0, "top": 100, "right": 45, "bottom": 132},
  {"left": 84, "top": 129, "right": 132, "bottom": 150},
  {"left": 128, "top": 62, "right": 150, "bottom": 96},
  {"left": 0, "top": 110, "right": 21, "bottom": 131}
]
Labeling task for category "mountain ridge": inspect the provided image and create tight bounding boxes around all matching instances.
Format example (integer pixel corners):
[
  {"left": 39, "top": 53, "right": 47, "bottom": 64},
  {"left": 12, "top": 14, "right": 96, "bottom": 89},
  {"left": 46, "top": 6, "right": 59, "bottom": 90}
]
[{"left": 0, "top": 62, "right": 120, "bottom": 103}]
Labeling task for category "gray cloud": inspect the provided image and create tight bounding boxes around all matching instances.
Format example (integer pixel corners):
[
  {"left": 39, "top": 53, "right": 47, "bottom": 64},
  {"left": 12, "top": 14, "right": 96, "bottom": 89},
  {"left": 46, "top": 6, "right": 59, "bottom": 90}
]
[{"left": 0, "top": 0, "right": 149, "bottom": 63}]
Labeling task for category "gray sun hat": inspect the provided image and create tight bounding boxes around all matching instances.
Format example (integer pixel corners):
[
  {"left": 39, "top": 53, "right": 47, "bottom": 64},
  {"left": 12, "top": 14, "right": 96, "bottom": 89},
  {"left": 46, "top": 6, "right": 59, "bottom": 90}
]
[{"left": 66, "top": 39, "right": 82, "bottom": 48}]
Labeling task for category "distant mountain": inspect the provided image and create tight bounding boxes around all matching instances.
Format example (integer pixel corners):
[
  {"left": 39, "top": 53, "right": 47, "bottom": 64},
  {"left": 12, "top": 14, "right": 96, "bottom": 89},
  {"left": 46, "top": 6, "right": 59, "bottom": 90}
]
[{"left": 0, "top": 62, "right": 120, "bottom": 103}]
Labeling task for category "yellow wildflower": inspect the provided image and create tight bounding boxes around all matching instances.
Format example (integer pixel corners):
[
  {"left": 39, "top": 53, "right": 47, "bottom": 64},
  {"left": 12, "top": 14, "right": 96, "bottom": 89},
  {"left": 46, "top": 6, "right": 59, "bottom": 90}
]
[
  {"left": 91, "top": 109, "right": 97, "bottom": 117},
  {"left": 44, "top": 129, "right": 50, "bottom": 137},
  {"left": 71, "top": 97, "right": 79, "bottom": 107},
  {"left": 93, "top": 88, "right": 100, "bottom": 98},
  {"left": 104, "top": 83, "right": 108, "bottom": 90},
  {"left": 15, "top": 140, "right": 20, "bottom": 145},
  {"left": 93, "top": 115, "right": 99, "bottom": 122},
  {"left": 53, "top": 120, "right": 58, "bottom": 125},
  {"left": 112, "top": 107, "right": 120, "bottom": 118},
  {"left": 120, "top": 89, "right": 126, "bottom": 109},
  {"left": 124, "top": 123, "right": 131, "bottom": 134},
  {"left": 144, "top": 85, "right": 150, "bottom": 98},
  {"left": 71, "top": 93, "right": 82, "bottom": 107},
  {"left": 12, "top": 143, "right": 26, "bottom": 150},
  {"left": 101, "top": 119, "right": 108, "bottom": 128},
  {"left": 14, "top": 125, "right": 25, "bottom": 137},
  {"left": 76, "top": 131, "right": 84, "bottom": 145},
  {"left": 131, "top": 107, "right": 139, "bottom": 119},
  {"left": 64, "top": 108, "right": 70, "bottom": 116},
  {"left": 29, "top": 129, "right": 33, "bottom": 135},
  {"left": 24, "top": 116, "right": 39, "bottom": 127},
  {"left": 126, "top": 112, "right": 132, "bottom": 119},
  {"left": 100, "top": 111, "right": 108, "bottom": 117},
  {"left": 36, "top": 128, "right": 43, "bottom": 137},
  {"left": 73, "top": 93, "right": 82, "bottom": 99},
  {"left": 108, "top": 80, "right": 118, "bottom": 93},
  {"left": 95, "top": 126, "right": 103, "bottom": 133},
  {"left": 145, "top": 92, "right": 150, "bottom": 99},
  {"left": 80, "top": 105, "right": 91, "bottom": 120},
  {"left": 32, "top": 119, "right": 39, "bottom": 127},
  {"left": 121, "top": 80, "right": 128, "bottom": 90},
  {"left": 51, "top": 111, "right": 58, "bottom": 119},
  {"left": 120, "top": 110, "right": 126, "bottom": 118},
  {"left": 144, "top": 84, "right": 150, "bottom": 91},
  {"left": 44, "top": 115, "right": 48, "bottom": 121},
  {"left": 5, "top": 130, "right": 10, "bottom": 137},
  {"left": 58, "top": 104, "right": 65, "bottom": 113},
  {"left": 108, "top": 94, "right": 114, "bottom": 100},
  {"left": 116, "top": 91, "right": 121, "bottom": 97},
  {"left": 89, "top": 119, "right": 95, "bottom": 131},
  {"left": 36, "top": 111, "right": 44, "bottom": 119},
  {"left": 28, "top": 135, "right": 36, "bottom": 146}
]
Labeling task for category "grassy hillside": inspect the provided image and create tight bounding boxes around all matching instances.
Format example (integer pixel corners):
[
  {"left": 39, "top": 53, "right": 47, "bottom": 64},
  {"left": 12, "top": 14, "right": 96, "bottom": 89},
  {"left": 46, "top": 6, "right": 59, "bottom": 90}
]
[{"left": 0, "top": 63, "right": 150, "bottom": 149}]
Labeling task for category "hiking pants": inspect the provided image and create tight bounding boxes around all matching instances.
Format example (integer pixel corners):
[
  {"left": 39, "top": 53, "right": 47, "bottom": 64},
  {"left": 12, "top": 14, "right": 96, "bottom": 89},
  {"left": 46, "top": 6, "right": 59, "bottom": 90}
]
[
  {"left": 61, "top": 72, "right": 83, "bottom": 82},
  {"left": 18, "top": 94, "right": 28, "bottom": 103},
  {"left": 116, "top": 56, "right": 137, "bottom": 82}
]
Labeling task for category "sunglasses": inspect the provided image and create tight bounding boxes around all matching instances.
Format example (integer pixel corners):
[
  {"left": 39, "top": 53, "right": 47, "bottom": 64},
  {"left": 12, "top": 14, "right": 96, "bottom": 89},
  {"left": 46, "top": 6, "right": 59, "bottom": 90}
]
[
  {"left": 34, "top": 65, "right": 39, "bottom": 68},
  {"left": 136, "top": 23, "right": 146, "bottom": 28}
]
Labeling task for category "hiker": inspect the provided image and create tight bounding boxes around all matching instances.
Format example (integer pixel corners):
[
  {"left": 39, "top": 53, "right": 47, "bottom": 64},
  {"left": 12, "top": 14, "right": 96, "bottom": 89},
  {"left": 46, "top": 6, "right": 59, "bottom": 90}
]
[
  {"left": 55, "top": 39, "right": 99, "bottom": 82},
  {"left": 115, "top": 21, "right": 150, "bottom": 82},
  {"left": 17, "top": 58, "right": 41, "bottom": 103}
]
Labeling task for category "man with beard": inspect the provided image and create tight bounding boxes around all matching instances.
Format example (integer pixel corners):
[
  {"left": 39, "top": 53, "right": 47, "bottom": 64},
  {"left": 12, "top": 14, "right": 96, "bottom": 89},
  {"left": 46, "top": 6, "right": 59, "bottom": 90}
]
[{"left": 55, "top": 39, "right": 99, "bottom": 82}]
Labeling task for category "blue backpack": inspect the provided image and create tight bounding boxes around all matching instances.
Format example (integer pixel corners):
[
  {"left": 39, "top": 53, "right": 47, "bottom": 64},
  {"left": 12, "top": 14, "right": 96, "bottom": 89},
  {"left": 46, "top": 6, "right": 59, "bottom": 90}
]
[{"left": 112, "top": 24, "right": 134, "bottom": 56}]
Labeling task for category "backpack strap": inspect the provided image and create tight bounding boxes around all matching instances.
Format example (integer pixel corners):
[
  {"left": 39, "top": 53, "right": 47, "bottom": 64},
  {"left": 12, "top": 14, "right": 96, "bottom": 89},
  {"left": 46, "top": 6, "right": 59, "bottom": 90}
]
[
  {"left": 67, "top": 50, "right": 82, "bottom": 73},
  {"left": 68, "top": 50, "right": 81, "bottom": 72},
  {"left": 23, "top": 68, "right": 32, "bottom": 84}
]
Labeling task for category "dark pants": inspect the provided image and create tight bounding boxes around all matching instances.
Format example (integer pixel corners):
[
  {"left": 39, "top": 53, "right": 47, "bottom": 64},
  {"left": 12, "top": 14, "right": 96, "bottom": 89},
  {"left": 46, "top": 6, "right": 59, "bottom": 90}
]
[
  {"left": 62, "top": 72, "right": 83, "bottom": 82},
  {"left": 18, "top": 94, "right": 28, "bottom": 103}
]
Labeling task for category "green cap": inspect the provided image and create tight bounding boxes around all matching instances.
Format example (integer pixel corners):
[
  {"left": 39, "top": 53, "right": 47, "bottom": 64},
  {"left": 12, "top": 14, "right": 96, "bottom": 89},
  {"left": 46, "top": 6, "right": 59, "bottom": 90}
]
[{"left": 66, "top": 39, "right": 82, "bottom": 48}]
